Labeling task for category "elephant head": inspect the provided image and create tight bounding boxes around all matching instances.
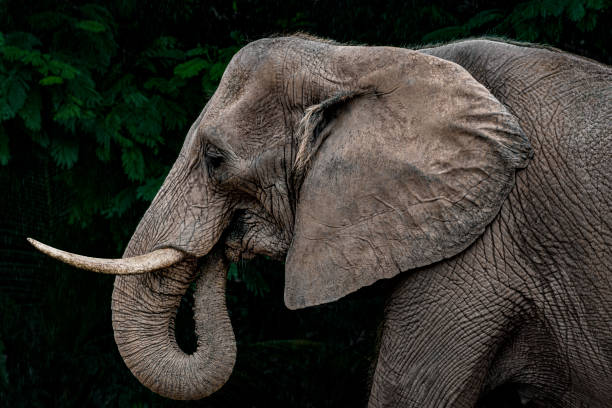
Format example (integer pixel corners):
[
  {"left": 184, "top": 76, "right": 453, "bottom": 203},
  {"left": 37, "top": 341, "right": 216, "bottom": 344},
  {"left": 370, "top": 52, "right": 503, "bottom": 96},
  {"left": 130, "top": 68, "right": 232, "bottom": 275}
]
[{"left": 29, "top": 36, "right": 532, "bottom": 400}]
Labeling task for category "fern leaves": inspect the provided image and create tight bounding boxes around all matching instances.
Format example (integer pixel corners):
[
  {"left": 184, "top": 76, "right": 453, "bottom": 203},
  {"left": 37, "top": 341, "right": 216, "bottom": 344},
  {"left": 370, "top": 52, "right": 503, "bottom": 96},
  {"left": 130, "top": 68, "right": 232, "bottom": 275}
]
[
  {"left": 1, "top": 5, "right": 244, "bottom": 227},
  {"left": 422, "top": 0, "right": 610, "bottom": 43}
]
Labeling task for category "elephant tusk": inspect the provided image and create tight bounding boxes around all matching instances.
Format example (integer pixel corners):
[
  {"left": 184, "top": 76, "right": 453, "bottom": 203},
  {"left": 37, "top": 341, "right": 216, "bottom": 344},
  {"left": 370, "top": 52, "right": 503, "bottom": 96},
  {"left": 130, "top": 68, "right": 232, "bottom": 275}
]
[{"left": 27, "top": 238, "right": 185, "bottom": 275}]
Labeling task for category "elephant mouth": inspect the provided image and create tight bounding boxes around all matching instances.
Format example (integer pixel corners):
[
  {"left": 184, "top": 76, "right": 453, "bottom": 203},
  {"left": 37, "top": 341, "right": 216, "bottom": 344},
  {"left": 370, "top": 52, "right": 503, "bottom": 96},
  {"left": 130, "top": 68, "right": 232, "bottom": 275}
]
[{"left": 221, "top": 209, "right": 289, "bottom": 263}]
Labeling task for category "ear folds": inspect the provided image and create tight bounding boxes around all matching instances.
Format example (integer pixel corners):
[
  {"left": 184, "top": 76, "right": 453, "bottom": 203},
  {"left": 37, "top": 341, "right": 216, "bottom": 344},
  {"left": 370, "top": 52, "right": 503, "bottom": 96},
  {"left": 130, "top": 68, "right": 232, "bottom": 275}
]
[
  {"left": 293, "top": 90, "right": 365, "bottom": 185},
  {"left": 284, "top": 51, "right": 532, "bottom": 310}
]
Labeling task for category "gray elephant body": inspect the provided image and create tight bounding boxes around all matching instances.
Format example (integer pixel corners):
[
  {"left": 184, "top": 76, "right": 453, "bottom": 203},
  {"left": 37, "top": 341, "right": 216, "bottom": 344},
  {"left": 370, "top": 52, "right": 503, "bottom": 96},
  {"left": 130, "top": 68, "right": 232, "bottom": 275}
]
[
  {"left": 33, "top": 37, "right": 612, "bottom": 407},
  {"left": 370, "top": 40, "right": 611, "bottom": 407}
]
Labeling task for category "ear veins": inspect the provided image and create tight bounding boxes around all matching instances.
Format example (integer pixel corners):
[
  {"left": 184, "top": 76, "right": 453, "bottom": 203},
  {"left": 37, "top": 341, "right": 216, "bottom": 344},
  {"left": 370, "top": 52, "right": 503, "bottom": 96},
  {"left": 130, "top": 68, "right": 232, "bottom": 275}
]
[{"left": 293, "top": 89, "right": 371, "bottom": 185}]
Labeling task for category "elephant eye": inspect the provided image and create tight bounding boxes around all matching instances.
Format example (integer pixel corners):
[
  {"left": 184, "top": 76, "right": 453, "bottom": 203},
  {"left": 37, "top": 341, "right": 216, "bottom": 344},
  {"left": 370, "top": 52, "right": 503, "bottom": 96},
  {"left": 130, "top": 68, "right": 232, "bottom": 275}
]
[{"left": 205, "top": 145, "right": 225, "bottom": 171}]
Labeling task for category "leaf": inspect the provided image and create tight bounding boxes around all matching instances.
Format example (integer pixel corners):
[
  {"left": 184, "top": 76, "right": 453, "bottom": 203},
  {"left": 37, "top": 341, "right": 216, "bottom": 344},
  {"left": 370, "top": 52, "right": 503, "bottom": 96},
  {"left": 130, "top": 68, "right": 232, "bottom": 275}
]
[
  {"left": 39, "top": 75, "right": 63, "bottom": 85},
  {"left": 27, "top": 11, "right": 71, "bottom": 31},
  {"left": 53, "top": 103, "right": 81, "bottom": 122},
  {"left": 185, "top": 46, "right": 210, "bottom": 57},
  {"left": 3, "top": 31, "right": 42, "bottom": 49},
  {"left": 124, "top": 104, "right": 162, "bottom": 142},
  {"left": 227, "top": 261, "right": 271, "bottom": 296},
  {"left": 121, "top": 146, "right": 145, "bottom": 181},
  {"left": 208, "top": 61, "right": 228, "bottom": 82},
  {"left": 174, "top": 58, "right": 208, "bottom": 78},
  {"left": 123, "top": 91, "right": 148, "bottom": 107},
  {"left": 75, "top": 20, "right": 106, "bottom": 33},
  {"left": 142, "top": 36, "right": 184, "bottom": 61},
  {"left": 17, "top": 89, "right": 42, "bottom": 131},
  {"left": 0, "top": 127, "right": 9, "bottom": 165},
  {"left": 585, "top": 0, "right": 606, "bottom": 10},
  {"left": 68, "top": 75, "right": 102, "bottom": 108},
  {"left": 541, "top": 0, "right": 567, "bottom": 17},
  {"left": 47, "top": 59, "right": 79, "bottom": 80},
  {"left": 244, "top": 271, "right": 270, "bottom": 297},
  {"left": 94, "top": 146, "right": 110, "bottom": 162},
  {"left": 102, "top": 188, "right": 136, "bottom": 218},
  {"left": 567, "top": 0, "right": 586, "bottom": 21},
  {"left": 114, "top": 133, "right": 134, "bottom": 148},
  {"left": 422, "top": 26, "right": 466, "bottom": 43},
  {"left": 0, "top": 75, "right": 29, "bottom": 121},
  {"left": 94, "top": 124, "right": 114, "bottom": 161},
  {"left": 515, "top": 22, "right": 541, "bottom": 41},
  {"left": 577, "top": 12, "right": 599, "bottom": 31},
  {"left": 50, "top": 138, "right": 79, "bottom": 168},
  {"left": 519, "top": 1, "right": 541, "bottom": 19},
  {"left": 143, "top": 77, "right": 178, "bottom": 94},
  {"left": 156, "top": 98, "right": 188, "bottom": 130},
  {"left": 227, "top": 263, "right": 239, "bottom": 281},
  {"left": 464, "top": 9, "right": 504, "bottom": 30},
  {"left": 31, "top": 131, "right": 50, "bottom": 148},
  {"left": 230, "top": 30, "right": 243, "bottom": 43},
  {"left": 136, "top": 175, "right": 166, "bottom": 202}
]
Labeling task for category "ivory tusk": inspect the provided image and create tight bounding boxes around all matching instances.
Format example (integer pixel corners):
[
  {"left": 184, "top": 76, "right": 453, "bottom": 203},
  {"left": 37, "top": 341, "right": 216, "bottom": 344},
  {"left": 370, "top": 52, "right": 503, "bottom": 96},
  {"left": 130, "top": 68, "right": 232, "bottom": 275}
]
[{"left": 27, "top": 238, "right": 185, "bottom": 275}]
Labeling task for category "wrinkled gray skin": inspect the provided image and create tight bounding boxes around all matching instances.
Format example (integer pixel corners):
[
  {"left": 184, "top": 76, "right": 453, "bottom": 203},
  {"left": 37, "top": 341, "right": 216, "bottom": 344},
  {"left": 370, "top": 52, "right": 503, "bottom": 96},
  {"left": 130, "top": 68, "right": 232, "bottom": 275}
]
[
  {"left": 372, "top": 41, "right": 612, "bottom": 407},
  {"left": 367, "top": 41, "right": 612, "bottom": 407},
  {"left": 111, "top": 36, "right": 611, "bottom": 406}
]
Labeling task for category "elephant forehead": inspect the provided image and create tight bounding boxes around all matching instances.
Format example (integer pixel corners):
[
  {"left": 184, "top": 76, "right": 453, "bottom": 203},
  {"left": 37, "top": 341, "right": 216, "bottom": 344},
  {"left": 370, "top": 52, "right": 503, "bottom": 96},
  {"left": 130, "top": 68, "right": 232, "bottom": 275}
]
[
  {"left": 199, "top": 88, "right": 286, "bottom": 158},
  {"left": 210, "top": 40, "right": 283, "bottom": 108}
]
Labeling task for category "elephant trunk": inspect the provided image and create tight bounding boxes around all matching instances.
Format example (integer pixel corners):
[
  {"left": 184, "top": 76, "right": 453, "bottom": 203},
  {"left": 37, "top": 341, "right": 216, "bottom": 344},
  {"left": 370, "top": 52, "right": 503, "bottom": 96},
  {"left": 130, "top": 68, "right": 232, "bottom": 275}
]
[{"left": 111, "top": 248, "right": 236, "bottom": 400}]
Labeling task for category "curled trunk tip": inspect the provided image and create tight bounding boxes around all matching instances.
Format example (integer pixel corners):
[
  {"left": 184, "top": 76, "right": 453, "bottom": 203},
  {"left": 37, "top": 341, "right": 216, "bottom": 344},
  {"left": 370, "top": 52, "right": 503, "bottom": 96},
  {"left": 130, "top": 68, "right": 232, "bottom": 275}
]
[{"left": 112, "top": 250, "right": 236, "bottom": 400}]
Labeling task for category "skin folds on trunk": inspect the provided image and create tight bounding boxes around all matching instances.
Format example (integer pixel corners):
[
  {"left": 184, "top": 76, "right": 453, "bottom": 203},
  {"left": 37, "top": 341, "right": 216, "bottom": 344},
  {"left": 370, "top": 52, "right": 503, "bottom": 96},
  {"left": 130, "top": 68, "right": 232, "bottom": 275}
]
[{"left": 111, "top": 249, "right": 236, "bottom": 400}]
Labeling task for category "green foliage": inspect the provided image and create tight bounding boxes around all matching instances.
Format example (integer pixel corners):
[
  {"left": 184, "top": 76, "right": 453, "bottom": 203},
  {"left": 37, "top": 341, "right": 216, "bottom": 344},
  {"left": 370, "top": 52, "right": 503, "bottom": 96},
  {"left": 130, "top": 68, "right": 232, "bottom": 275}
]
[
  {"left": 0, "top": 127, "right": 9, "bottom": 165},
  {"left": 75, "top": 20, "right": 106, "bottom": 33},
  {"left": 0, "top": 4, "right": 245, "bottom": 227},
  {"left": 228, "top": 259, "right": 271, "bottom": 297},
  {"left": 102, "top": 188, "right": 136, "bottom": 218},
  {"left": 174, "top": 57, "right": 208, "bottom": 79},
  {"left": 135, "top": 174, "right": 165, "bottom": 201},
  {"left": 39, "top": 75, "right": 62, "bottom": 85},
  {"left": 50, "top": 137, "right": 79, "bottom": 168},
  {"left": 121, "top": 146, "right": 145, "bottom": 181},
  {"left": 422, "top": 0, "right": 611, "bottom": 45}
]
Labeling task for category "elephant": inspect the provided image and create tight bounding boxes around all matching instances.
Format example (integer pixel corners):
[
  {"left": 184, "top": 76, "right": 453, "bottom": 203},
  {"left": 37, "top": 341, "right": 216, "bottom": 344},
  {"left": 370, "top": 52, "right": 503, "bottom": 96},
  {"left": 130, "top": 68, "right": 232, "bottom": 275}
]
[{"left": 29, "top": 35, "right": 611, "bottom": 407}]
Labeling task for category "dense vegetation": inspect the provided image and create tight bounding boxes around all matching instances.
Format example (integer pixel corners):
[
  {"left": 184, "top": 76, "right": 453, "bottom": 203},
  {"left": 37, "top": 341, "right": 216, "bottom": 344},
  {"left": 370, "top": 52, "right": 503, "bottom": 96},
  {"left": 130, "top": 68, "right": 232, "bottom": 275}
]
[{"left": 1, "top": 1, "right": 610, "bottom": 406}]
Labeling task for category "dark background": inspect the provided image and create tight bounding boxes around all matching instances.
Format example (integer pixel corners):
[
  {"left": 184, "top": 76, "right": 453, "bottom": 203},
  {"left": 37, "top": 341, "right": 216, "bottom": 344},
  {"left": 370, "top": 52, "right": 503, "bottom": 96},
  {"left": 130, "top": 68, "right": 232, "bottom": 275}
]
[{"left": 1, "top": 1, "right": 610, "bottom": 406}]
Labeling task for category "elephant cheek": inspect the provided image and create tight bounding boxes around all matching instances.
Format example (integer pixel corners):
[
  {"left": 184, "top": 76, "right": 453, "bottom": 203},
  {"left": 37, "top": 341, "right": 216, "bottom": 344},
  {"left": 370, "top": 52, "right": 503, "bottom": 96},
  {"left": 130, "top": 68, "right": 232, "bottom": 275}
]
[{"left": 124, "top": 153, "right": 233, "bottom": 259}]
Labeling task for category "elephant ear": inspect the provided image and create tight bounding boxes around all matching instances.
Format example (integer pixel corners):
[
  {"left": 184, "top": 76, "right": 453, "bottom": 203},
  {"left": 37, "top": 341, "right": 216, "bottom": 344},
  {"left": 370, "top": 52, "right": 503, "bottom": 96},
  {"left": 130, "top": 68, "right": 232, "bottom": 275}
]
[{"left": 284, "top": 51, "right": 532, "bottom": 309}]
